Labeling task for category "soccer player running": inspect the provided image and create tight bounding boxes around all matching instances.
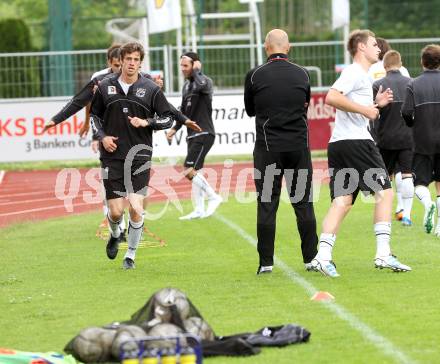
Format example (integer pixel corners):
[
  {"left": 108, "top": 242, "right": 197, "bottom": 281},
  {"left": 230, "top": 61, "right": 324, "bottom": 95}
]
[
  {"left": 372, "top": 50, "right": 414, "bottom": 226},
  {"left": 311, "top": 29, "right": 411, "bottom": 277},
  {"left": 401, "top": 44, "right": 440, "bottom": 235},
  {"left": 90, "top": 42, "right": 173, "bottom": 269},
  {"left": 244, "top": 29, "right": 318, "bottom": 275},
  {"left": 166, "top": 52, "right": 222, "bottom": 220}
]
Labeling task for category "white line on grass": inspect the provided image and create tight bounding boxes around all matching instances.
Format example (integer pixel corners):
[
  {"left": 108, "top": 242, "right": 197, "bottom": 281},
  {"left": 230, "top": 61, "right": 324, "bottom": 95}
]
[
  {"left": 215, "top": 213, "right": 416, "bottom": 364},
  {"left": 0, "top": 201, "right": 100, "bottom": 217}
]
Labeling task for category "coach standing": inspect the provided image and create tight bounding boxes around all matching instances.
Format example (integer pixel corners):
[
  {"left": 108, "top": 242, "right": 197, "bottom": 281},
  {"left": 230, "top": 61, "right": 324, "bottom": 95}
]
[{"left": 244, "top": 29, "right": 318, "bottom": 275}]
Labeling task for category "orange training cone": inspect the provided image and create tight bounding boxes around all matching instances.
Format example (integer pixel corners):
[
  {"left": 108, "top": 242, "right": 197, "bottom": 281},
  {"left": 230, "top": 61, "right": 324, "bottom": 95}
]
[{"left": 311, "top": 291, "right": 335, "bottom": 301}]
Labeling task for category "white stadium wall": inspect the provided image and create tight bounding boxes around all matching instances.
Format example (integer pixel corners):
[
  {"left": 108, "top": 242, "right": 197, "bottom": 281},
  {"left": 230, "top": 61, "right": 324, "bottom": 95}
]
[{"left": 0, "top": 93, "right": 334, "bottom": 162}]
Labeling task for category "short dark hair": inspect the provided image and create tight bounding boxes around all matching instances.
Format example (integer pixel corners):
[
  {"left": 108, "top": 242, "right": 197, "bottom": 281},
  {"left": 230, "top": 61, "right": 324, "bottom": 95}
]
[
  {"left": 120, "top": 42, "right": 145, "bottom": 61},
  {"left": 421, "top": 44, "right": 440, "bottom": 70},
  {"left": 347, "top": 29, "right": 375, "bottom": 58},
  {"left": 181, "top": 51, "right": 200, "bottom": 63},
  {"left": 106, "top": 44, "right": 121, "bottom": 61},
  {"left": 383, "top": 50, "right": 401, "bottom": 69},
  {"left": 376, "top": 37, "right": 391, "bottom": 60}
]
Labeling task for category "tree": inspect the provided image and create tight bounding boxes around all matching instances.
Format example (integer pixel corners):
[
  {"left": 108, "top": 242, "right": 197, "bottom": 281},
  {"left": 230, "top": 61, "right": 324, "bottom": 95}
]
[{"left": 0, "top": 18, "right": 41, "bottom": 97}]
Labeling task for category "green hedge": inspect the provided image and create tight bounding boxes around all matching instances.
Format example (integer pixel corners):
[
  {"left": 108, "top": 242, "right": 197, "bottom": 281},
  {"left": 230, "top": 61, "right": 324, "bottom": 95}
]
[{"left": 0, "top": 18, "right": 41, "bottom": 98}]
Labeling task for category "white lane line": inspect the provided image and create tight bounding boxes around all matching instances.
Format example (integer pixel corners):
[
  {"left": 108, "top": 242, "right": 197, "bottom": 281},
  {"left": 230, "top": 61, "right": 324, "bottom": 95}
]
[
  {"left": 0, "top": 197, "right": 65, "bottom": 206},
  {"left": 215, "top": 213, "right": 416, "bottom": 364},
  {"left": 0, "top": 201, "right": 101, "bottom": 217},
  {"left": 0, "top": 170, "right": 5, "bottom": 185}
]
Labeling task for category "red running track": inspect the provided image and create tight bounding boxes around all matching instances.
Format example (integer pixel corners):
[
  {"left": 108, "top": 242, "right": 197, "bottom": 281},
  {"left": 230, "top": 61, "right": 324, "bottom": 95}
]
[{"left": 0, "top": 161, "right": 329, "bottom": 228}]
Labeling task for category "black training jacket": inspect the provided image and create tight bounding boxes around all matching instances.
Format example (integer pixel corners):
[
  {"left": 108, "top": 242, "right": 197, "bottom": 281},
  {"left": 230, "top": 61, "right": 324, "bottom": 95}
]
[
  {"left": 51, "top": 68, "right": 113, "bottom": 124},
  {"left": 401, "top": 69, "right": 440, "bottom": 155},
  {"left": 52, "top": 69, "right": 187, "bottom": 126},
  {"left": 244, "top": 53, "right": 310, "bottom": 152},
  {"left": 173, "top": 69, "right": 215, "bottom": 138},
  {"left": 90, "top": 72, "right": 172, "bottom": 161},
  {"left": 372, "top": 70, "right": 413, "bottom": 150}
]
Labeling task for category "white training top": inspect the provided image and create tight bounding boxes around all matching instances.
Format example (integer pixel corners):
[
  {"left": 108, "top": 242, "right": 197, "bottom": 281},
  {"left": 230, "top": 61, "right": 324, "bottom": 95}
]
[
  {"left": 329, "top": 62, "right": 374, "bottom": 143},
  {"left": 91, "top": 67, "right": 111, "bottom": 81},
  {"left": 367, "top": 60, "right": 410, "bottom": 83},
  {"left": 118, "top": 77, "right": 133, "bottom": 95}
]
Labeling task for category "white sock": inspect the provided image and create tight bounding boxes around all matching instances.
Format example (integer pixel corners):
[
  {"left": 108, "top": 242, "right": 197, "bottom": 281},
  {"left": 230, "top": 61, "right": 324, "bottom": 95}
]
[
  {"left": 192, "top": 173, "right": 217, "bottom": 200},
  {"left": 401, "top": 177, "right": 414, "bottom": 220},
  {"left": 415, "top": 185, "right": 433, "bottom": 210},
  {"left": 316, "top": 233, "right": 336, "bottom": 261},
  {"left": 259, "top": 265, "right": 273, "bottom": 272},
  {"left": 102, "top": 203, "right": 108, "bottom": 217},
  {"left": 108, "top": 215, "right": 121, "bottom": 238},
  {"left": 192, "top": 181, "right": 205, "bottom": 214},
  {"left": 437, "top": 196, "right": 440, "bottom": 220},
  {"left": 125, "top": 218, "right": 144, "bottom": 260},
  {"left": 374, "top": 222, "right": 391, "bottom": 257},
  {"left": 119, "top": 213, "right": 126, "bottom": 232},
  {"left": 198, "top": 183, "right": 206, "bottom": 211},
  {"left": 395, "top": 172, "right": 403, "bottom": 212}
]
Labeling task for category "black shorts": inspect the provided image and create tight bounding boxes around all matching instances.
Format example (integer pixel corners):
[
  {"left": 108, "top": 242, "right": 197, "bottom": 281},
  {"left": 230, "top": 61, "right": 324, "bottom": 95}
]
[
  {"left": 184, "top": 134, "right": 215, "bottom": 170},
  {"left": 412, "top": 153, "right": 440, "bottom": 186},
  {"left": 379, "top": 148, "right": 413, "bottom": 175},
  {"left": 328, "top": 140, "right": 392, "bottom": 203},
  {"left": 101, "top": 158, "right": 151, "bottom": 200}
]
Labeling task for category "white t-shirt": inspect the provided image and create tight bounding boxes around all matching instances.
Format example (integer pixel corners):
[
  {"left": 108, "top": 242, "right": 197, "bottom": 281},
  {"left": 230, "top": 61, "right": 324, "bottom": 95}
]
[
  {"left": 118, "top": 77, "right": 133, "bottom": 95},
  {"left": 91, "top": 67, "right": 111, "bottom": 80},
  {"left": 329, "top": 62, "right": 374, "bottom": 143},
  {"left": 367, "top": 60, "right": 410, "bottom": 83}
]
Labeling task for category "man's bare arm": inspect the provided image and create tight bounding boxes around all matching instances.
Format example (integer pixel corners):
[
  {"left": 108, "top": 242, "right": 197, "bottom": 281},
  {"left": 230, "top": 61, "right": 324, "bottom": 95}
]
[{"left": 326, "top": 88, "right": 379, "bottom": 120}]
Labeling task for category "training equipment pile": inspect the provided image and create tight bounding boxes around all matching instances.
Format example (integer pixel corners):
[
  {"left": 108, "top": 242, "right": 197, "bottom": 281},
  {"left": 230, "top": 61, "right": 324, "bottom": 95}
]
[{"left": 64, "top": 287, "right": 311, "bottom": 362}]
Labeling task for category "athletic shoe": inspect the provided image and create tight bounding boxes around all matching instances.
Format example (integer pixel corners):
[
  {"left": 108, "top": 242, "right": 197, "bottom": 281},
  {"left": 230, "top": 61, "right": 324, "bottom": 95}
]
[
  {"left": 179, "top": 210, "right": 205, "bottom": 220},
  {"left": 395, "top": 209, "right": 404, "bottom": 221},
  {"left": 123, "top": 257, "right": 135, "bottom": 270},
  {"left": 374, "top": 255, "right": 411, "bottom": 272},
  {"left": 106, "top": 234, "right": 121, "bottom": 260},
  {"left": 423, "top": 202, "right": 436, "bottom": 234},
  {"left": 256, "top": 265, "right": 273, "bottom": 275},
  {"left": 205, "top": 195, "right": 223, "bottom": 217},
  {"left": 304, "top": 262, "right": 314, "bottom": 271},
  {"left": 311, "top": 258, "right": 339, "bottom": 277},
  {"left": 401, "top": 217, "right": 412, "bottom": 226},
  {"left": 119, "top": 229, "right": 127, "bottom": 242}
]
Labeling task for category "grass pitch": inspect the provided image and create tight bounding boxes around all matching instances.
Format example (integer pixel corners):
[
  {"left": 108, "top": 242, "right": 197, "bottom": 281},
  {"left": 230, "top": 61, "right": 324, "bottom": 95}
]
[{"left": 1, "top": 186, "right": 439, "bottom": 363}]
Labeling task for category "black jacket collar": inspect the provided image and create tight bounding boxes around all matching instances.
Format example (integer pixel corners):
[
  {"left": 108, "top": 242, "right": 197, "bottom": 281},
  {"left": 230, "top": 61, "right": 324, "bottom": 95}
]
[
  {"left": 386, "top": 69, "right": 401, "bottom": 75},
  {"left": 267, "top": 53, "right": 288, "bottom": 61}
]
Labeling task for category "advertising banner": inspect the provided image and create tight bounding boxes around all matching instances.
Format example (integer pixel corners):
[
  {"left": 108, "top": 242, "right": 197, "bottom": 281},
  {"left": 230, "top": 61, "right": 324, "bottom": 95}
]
[{"left": 0, "top": 93, "right": 334, "bottom": 162}]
